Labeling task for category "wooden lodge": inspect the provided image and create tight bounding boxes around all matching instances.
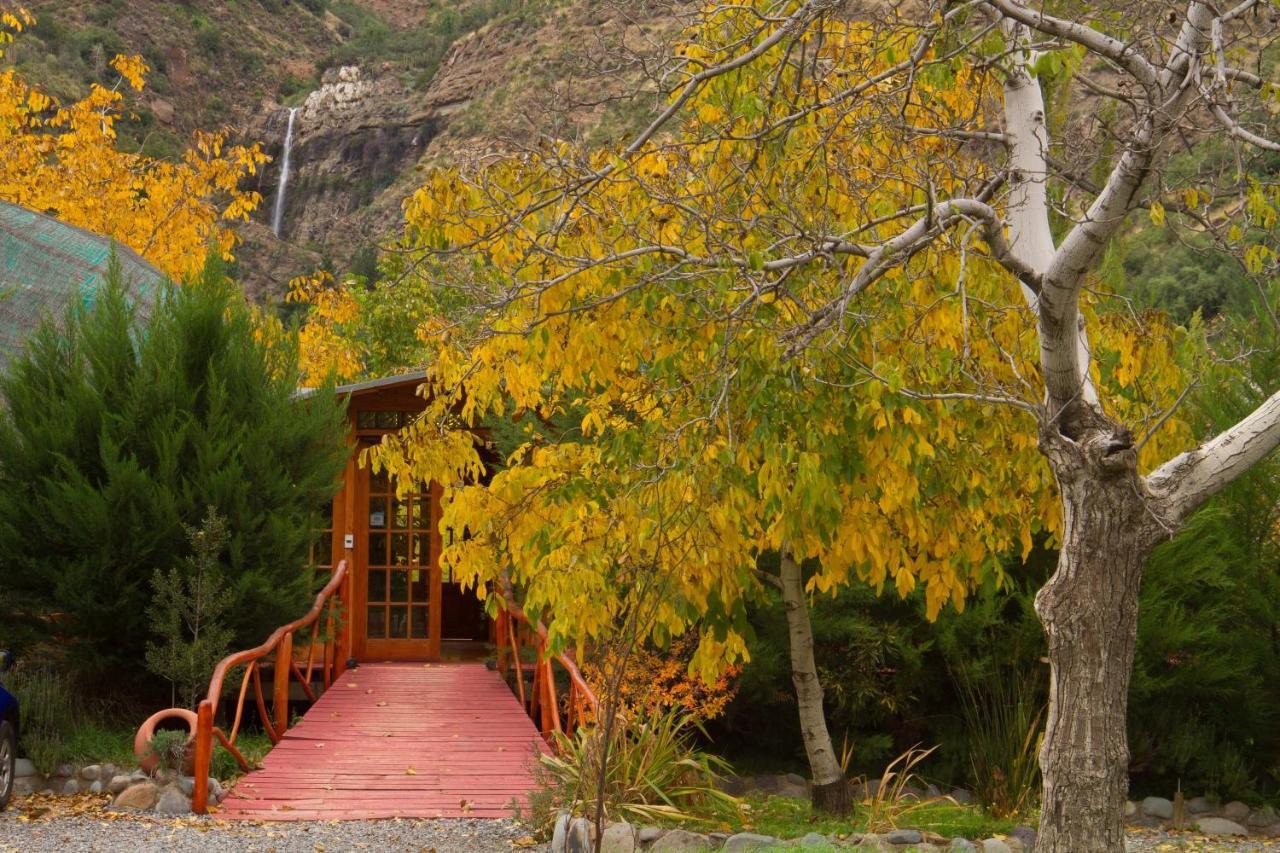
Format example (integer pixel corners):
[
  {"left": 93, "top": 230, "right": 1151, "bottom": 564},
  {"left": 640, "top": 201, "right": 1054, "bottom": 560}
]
[{"left": 319, "top": 371, "right": 492, "bottom": 666}]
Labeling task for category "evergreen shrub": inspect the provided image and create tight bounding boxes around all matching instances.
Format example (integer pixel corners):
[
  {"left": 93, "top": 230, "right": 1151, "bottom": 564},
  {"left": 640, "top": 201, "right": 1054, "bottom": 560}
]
[{"left": 0, "top": 258, "right": 348, "bottom": 683}]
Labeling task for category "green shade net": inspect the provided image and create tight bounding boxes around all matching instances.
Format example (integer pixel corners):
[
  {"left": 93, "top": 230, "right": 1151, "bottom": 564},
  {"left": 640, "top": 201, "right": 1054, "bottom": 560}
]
[{"left": 0, "top": 200, "right": 164, "bottom": 371}]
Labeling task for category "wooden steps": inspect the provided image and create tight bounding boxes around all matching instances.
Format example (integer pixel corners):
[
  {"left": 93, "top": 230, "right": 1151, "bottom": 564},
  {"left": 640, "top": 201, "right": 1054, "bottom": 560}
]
[{"left": 216, "top": 662, "right": 546, "bottom": 821}]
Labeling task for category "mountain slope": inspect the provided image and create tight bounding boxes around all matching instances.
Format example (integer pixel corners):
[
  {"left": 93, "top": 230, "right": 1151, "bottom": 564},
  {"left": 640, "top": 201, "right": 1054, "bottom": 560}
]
[{"left": 10, "top": 0, "right": 680, "bottom": 299}]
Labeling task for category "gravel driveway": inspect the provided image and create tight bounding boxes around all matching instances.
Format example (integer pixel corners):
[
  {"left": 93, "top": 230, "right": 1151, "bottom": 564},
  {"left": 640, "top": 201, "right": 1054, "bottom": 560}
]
[
  {"left": 0, "top": 795, "right": 546, "bottom": 852},
  {"left": 1124, "top": 829, "right": 1280, "bottom": 852}
]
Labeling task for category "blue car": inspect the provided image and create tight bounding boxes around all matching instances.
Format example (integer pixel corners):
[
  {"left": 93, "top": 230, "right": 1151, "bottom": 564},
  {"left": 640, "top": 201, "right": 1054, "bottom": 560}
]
[{"left": 0, "top": 650, "right": 16, "bottom": 810}]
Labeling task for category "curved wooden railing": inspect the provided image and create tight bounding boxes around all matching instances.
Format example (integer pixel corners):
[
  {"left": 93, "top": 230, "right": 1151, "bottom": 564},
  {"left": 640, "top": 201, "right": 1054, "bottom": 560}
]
[
  {"left": 134, "top": 559, "right": 350, "bottom": 814},
  {"left": 494, "top": 580, "right": 598, "bottom": 739}
]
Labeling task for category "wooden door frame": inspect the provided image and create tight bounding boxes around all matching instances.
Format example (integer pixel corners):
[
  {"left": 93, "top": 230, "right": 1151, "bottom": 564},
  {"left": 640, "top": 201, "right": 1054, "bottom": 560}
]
[{"left": 348, "top": 459, "right": 442, "bottom": 661}]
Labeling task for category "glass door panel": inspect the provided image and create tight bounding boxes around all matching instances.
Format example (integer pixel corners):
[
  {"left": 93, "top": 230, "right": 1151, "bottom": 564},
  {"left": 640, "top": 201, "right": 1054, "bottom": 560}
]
[{"left": 362, "top": 467, "right": 433, "bottom": 655}]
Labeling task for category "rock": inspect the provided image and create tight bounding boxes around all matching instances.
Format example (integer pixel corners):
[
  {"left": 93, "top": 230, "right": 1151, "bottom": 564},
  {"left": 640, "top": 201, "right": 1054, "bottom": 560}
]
[
  {"left": 54, "top": 763, "right": 74, "bottom": 779},
  {"left": 61, "top": 778, "right": 81, "bottom": 795},
  {"left": 650, "top": 829, "right": 712, "bottom": 851},
  {"left": 798, "top": 833, "right": 828, "bottom": 847},
  {"left": 600, "top": 821, "right": 636, "bottom": 853},
  {"left": 112, "top": 781, "right": 160, "bottom": 811},
  {"left": 1185, "top": 796, "right": 1213, "bottom": 814},
  {"left": 1141, "top": 796, "right": 1174, "bottom": 819},
  {"left": 79, "top": 764, "right": 101, "bottom": 781},
  {"left": 717, "top": 775, "right": 746, "bottom": 795},
  {"left": 887, "top": 829, "right": 923, "bottom": 845},
  {"left": 88, "top": 780, "right": 103, "bottom": 794},
  {"left": 1249, "top": 806, "right": 1279, "bottom": 827},
  {"left": 925, "top": 783, "right": 943, "bottom": 799},
  {"left": 1222, "top": 801, "right": 1251, "bottom": 821},
  {"left": 14, "top": 758, "right": 37, "bottom": 777},
  {"left": 948, "top": 787, "right": 974, "bottom": 805},
  {"left": 1123, "top": 801, "right": 1138, "bottom": 818},
  {"left": 863, "top": 779, "right": 882, "bottom": 799},
  {"left": 638, "top": 826, "right": 663, "bottom": 845},
  {"left": 777, "top": 783, "right": 808, "bottom": 799},
  {"left": 723, "top": 833, "right": 777, "bottom": 851},
  {"left": 981, "top": 841, "right": 1012, "bottom": 853},
  {"left": 154, "top": 785, "right": 191, "bottom": 815},
  {"left": 100, "top": 763, "right": 118, "bottom": 781},
  {"left": 1009, "top": 826, "right": 1036, "bottom": 851},
  {"left": 551, "top": 812, "right": 570, "bottom": 853},
  {"left": 107, "top": 775, "right": 133, "bottom": 795},
  {"left": 750, "top": 774, "right": 779, "bottom": 793},
  {"left": 566, "top": 817, "right": 594, "bottom": 853},
  {"left": 899, "top": 784, "right": 925, "bottom": 801},
  {"left": 208, "top": 778, "right": 224, "bottom": 800},
  {"left": 950, "top": 841, "right": 978, "bottom": 851},
  {"left": 178, "top": 776, "right": 195, "bottom": 796},
  {"left": 130, "top": 769, "right": 148, "bottom": 781},
  {"left": 1196, "top": 817, "right": 1247, "bottom": 837},
  {"left": 152, "top": 98, "right": 175, "bottom": 125},
  {"left": 783, "top": 772, "right": 807, "bottom": 787},
  {"left": 13, "top": 776, "right": 44, "bottom": 796},
  {"left": 155, "top": 768, "right": 179, "bottom": 785}
]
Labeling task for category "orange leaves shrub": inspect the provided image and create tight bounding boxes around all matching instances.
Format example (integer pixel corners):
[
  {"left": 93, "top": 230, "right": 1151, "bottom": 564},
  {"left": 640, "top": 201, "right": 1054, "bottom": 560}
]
[{"left": 586, "top": 635, "right": 743, "bottom": 723}]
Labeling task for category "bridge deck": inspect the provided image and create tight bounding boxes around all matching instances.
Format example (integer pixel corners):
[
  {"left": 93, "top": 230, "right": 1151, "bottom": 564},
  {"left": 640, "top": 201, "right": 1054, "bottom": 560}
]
[{"left": 217, "top": 662, "right": 544, "bottom": 820}]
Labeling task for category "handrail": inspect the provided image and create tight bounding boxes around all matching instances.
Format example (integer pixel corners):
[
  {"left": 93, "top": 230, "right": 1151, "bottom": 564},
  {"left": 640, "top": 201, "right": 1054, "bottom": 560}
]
[
  {"left": 134, "top": 559, "right": 349, "bottom": 814},
  {"left": 495, "top": 578, "right": 598, "bottom": 741}
]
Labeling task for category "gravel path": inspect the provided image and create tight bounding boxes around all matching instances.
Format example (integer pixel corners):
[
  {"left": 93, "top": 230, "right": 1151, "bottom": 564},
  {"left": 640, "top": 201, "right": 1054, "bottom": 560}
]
[
  {"left": 1125, "top": 828, "right": 1280, "bottom": 852},
  {"left": 0, "top": 796, "right": 546, "bottom": 852}
]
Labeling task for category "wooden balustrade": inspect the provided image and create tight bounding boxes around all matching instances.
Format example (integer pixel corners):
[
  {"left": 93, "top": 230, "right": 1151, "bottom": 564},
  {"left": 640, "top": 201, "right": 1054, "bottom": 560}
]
[
  {"left": 494, "top": 591, "right": 597, "bottom": 740},
  {"left": 134, "top": 560, "right": 349, "bottom": 815}
]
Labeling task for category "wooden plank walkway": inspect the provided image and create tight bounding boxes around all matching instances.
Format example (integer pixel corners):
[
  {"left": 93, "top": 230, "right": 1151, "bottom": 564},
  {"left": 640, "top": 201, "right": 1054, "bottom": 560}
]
[{"left": 217, "top": 662, "right": 546, "bottom": 821}]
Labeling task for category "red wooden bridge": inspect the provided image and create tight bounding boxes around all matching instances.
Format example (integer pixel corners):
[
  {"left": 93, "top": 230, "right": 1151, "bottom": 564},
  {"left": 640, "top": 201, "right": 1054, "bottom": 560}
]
[
  {"left": 134, "top": 561, "right": 596, "bottom": 820},
  {"left": 218, "top": 662, "right": 544, "bottom": 820}
]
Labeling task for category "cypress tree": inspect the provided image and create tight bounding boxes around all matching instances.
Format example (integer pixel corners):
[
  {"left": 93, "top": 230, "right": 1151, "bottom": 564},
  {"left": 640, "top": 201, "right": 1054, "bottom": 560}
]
[{"left": 0, "top": 257, "right": 348, "bottom": 681}]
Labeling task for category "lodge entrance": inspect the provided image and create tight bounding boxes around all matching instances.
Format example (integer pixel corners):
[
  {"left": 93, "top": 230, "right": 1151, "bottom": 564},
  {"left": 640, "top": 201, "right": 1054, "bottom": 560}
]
[
  {"left": 326, "top": 377, "right": 494, "bottom": 663},
  {"left": 355, "top": 463, "right": 438, "bottom": 659},
  {"left": 347, "top": 451, "right": 489, "bottom": 660}
]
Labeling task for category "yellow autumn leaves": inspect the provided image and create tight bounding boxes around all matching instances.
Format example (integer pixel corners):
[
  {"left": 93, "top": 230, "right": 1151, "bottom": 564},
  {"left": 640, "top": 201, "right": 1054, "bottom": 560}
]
[
  {"left": 0, "top": 9, "right": 265, "bottom": 280},
  {"left": 299, "top": 3, "right": 1197, "bottom": 674}
]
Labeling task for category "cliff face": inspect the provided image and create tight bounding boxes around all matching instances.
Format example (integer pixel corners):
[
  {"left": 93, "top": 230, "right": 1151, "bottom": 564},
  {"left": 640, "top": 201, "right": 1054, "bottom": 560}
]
[
  {"left": 242, "top": 2, "right": 684, "bottom": 298},
  {"left": 257, "top": 66, "right": 438, "bottom": 252}
]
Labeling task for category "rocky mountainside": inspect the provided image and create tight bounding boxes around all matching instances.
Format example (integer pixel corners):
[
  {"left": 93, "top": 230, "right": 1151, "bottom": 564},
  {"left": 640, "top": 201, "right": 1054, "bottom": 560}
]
[{"left": 12, "top": 0, "right": 682, "bottom": 300}]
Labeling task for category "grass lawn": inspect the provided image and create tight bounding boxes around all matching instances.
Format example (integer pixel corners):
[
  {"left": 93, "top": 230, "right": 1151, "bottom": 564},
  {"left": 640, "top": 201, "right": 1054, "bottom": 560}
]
[
  {"left": 725, "top": 793, "right": 1029, "bottom": 842},
  {"left": 24, "top": 722, "right": 273, "bottom": 784}
]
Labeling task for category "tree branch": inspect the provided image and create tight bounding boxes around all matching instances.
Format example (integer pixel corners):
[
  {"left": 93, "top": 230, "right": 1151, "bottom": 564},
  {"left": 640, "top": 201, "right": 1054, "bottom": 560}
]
[
  {"left": 1147, "top": 387, "right": 1280, "bottom": 524},
  {"left": 984, "top": 0, "right": 1161, "bottom": 94}
]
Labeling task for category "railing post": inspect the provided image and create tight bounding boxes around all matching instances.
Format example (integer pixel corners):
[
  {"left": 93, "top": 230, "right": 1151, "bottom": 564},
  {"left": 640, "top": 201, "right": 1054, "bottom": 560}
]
[
  {"left": 274, "top": 630, "right": 293, "bottom": 736},
  {"left": 192, "top": 700, "right": 213, "bottom": 814},
  {"left": 323, "top": 600, "right": 335, "bottom": 690}
]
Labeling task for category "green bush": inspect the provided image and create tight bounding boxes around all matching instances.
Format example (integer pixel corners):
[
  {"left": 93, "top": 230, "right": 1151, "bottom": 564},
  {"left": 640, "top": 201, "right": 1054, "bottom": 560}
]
[{"left": 0, "top": 257, "right": 348, "bottom": 683}]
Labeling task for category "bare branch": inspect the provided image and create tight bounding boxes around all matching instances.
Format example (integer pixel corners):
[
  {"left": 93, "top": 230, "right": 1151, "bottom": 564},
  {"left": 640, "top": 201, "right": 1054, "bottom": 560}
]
[
  {"left": 1147, "top": 387, "right": 1280, "bottom": 524},
  {"left": 984, "top": 0, "right": 1161, "bottom": 94}
]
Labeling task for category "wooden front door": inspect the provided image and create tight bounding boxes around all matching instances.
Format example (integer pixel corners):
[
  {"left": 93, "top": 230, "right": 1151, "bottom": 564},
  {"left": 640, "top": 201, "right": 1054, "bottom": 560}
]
[{"left": 353, "top": 463, "right": 441, "bottom": 660}]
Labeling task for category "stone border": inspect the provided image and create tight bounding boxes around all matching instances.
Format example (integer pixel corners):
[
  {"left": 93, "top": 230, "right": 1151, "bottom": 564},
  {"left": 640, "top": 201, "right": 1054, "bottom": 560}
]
[
  {"left": 549, "top": 814, "right": 1038, "bottom": 852},
  {"left": 1127, "top": 796, "right": 1280, "bottom": 839},
  {"left": 12, "top": 760, "right": 226, "bottom": 815}
]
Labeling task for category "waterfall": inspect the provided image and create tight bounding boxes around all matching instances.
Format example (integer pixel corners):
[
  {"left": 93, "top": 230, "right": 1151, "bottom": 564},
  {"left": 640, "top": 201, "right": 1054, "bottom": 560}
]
[{"left": 270, "top": 107, "right": 299, "bottom": 238}]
